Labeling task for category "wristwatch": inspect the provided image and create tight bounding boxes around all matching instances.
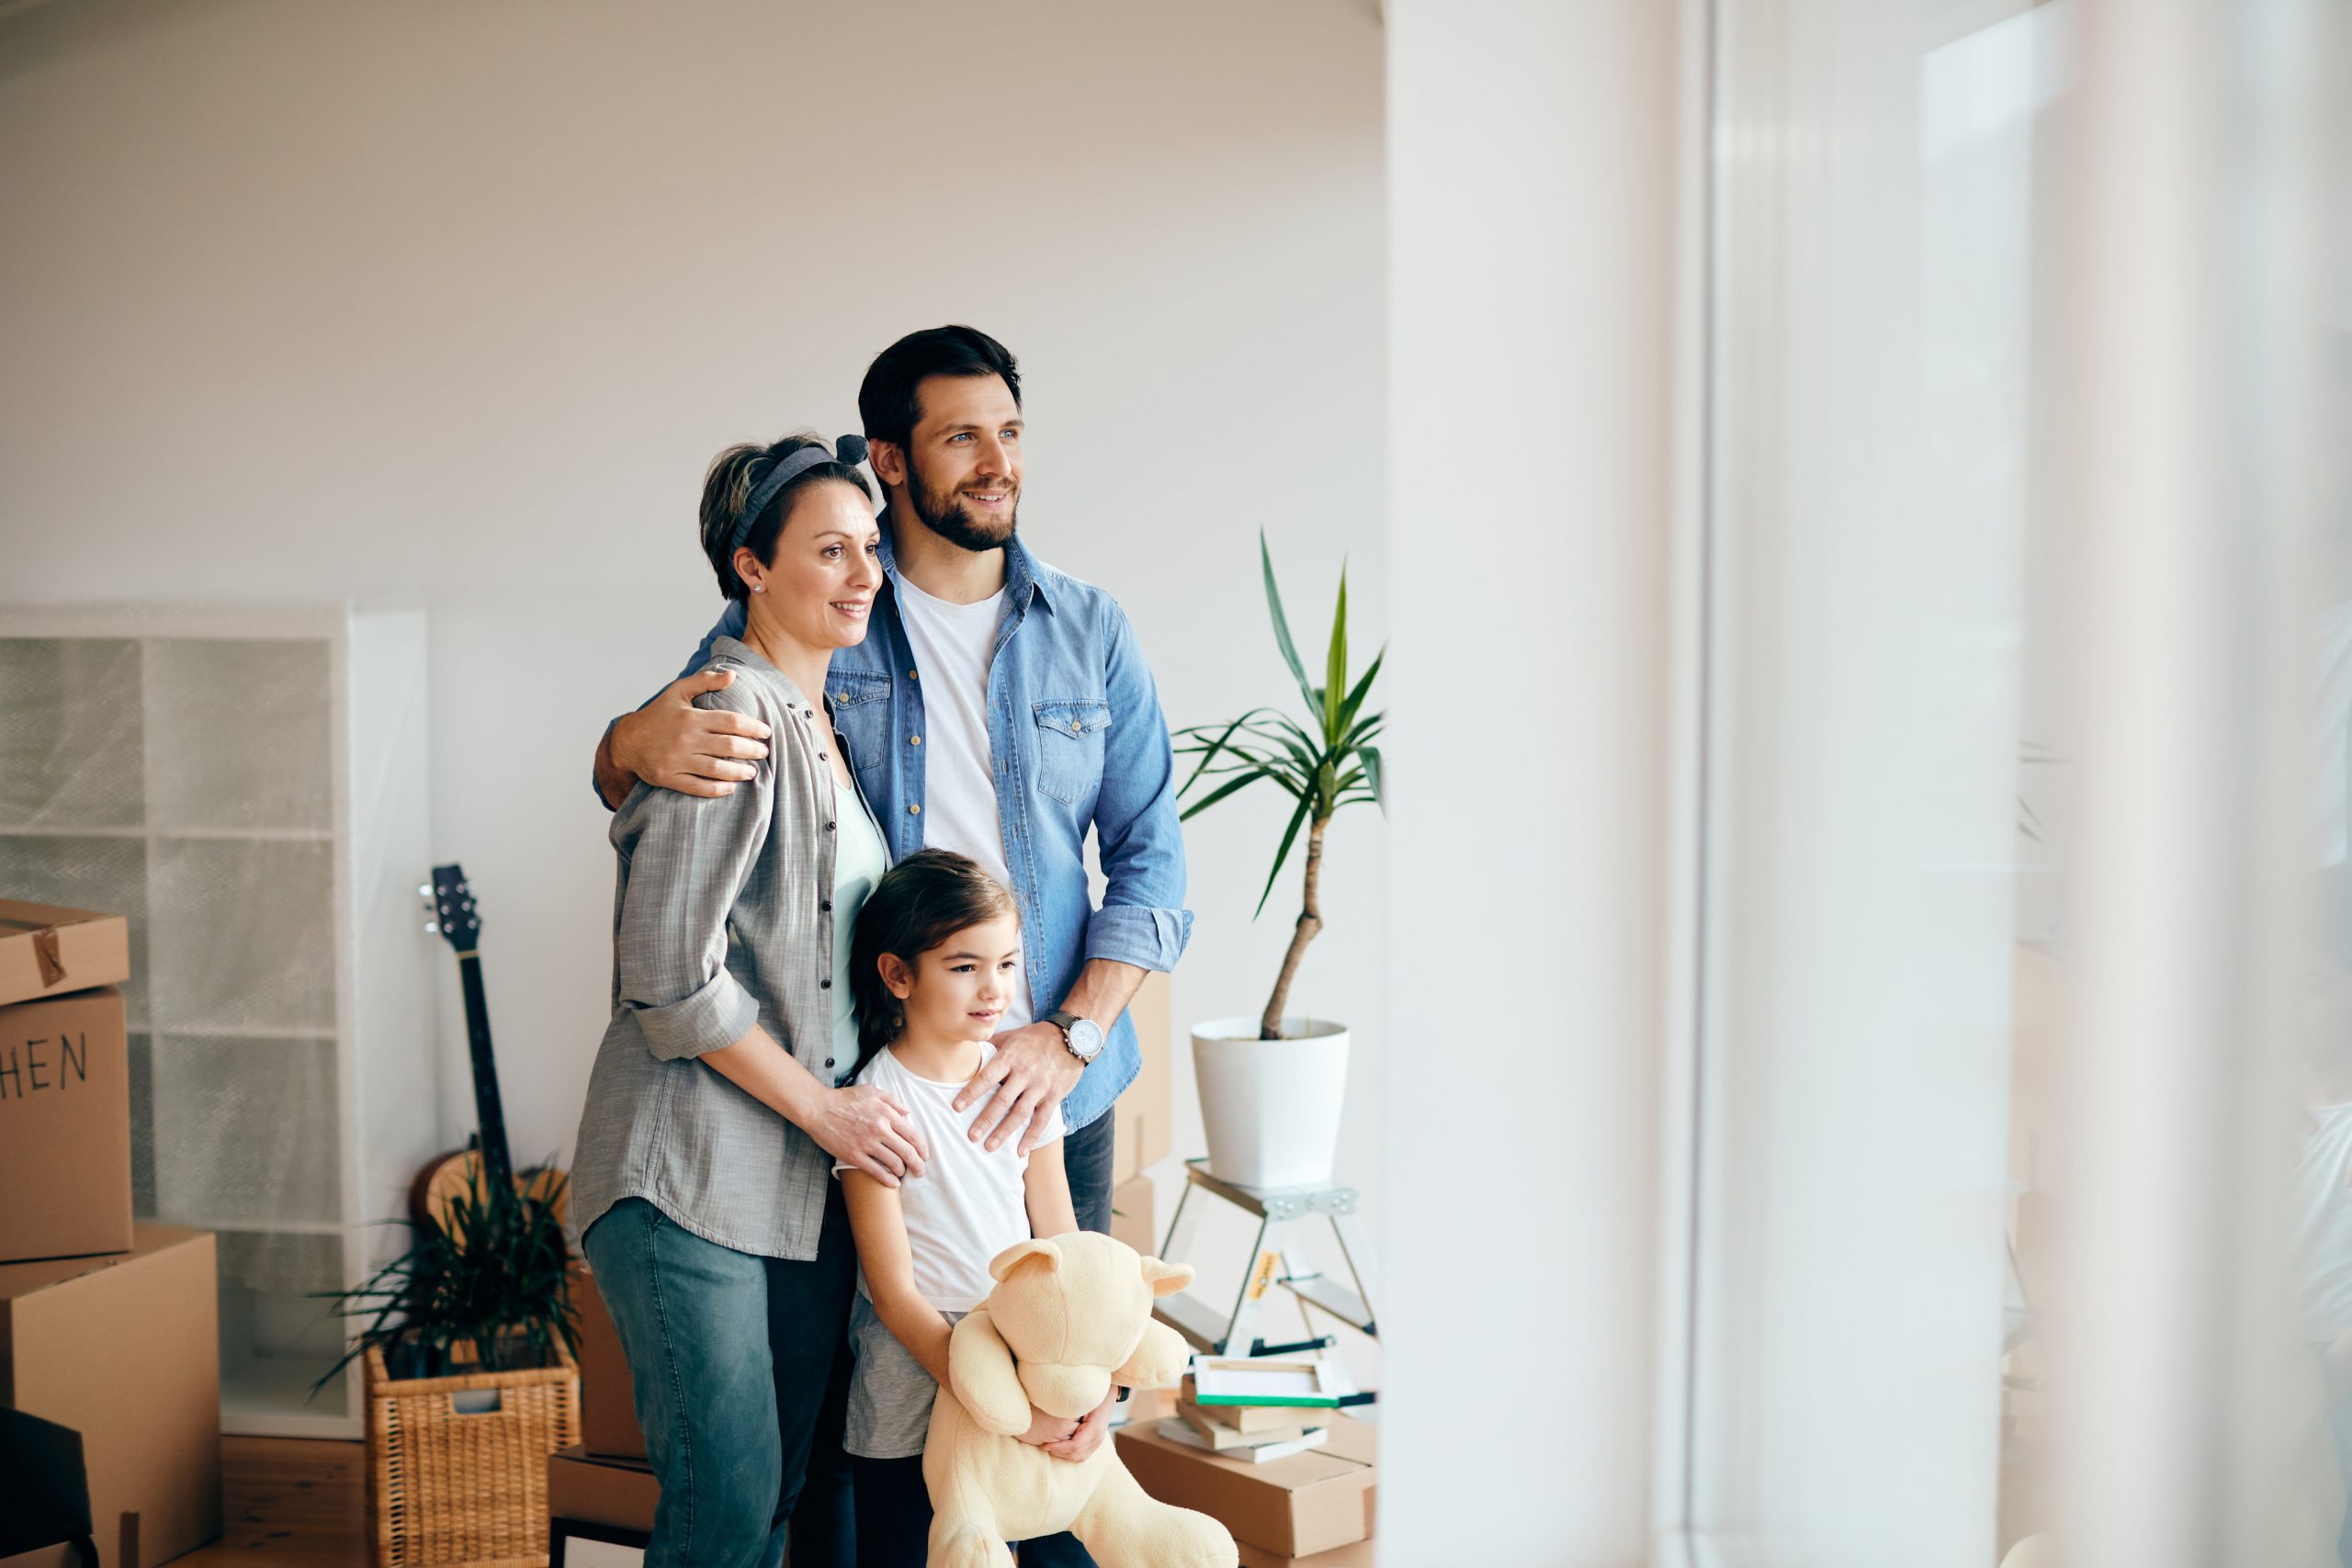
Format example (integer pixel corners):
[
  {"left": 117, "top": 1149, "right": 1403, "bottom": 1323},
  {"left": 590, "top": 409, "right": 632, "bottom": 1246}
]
[{"left": 1044, "top": 1008, "right": 1105, "bottom": 1064}]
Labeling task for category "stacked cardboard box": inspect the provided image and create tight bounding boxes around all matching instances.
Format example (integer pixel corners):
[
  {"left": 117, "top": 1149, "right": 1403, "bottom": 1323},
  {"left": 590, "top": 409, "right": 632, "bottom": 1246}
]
[
  {"left": 548, "top": 1445, "right": 660, "bottom": 1539},
  {"left": 570, "top": 1260, "right": 645, "bottom": 1461},
  {"left": 1117, "top": 1404, "right": 1376, "bottom": 1561},
  {"left": 0, "top": 902, "right": 220, "bottom": 1568},
  {"left": 1112, "top": 972, "right": 1172, "bottom": 1184}
]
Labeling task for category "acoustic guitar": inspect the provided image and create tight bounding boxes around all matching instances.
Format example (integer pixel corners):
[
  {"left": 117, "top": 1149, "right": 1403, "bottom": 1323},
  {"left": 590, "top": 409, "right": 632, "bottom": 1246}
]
[{"left": 413, "top": 862, "right": 566, "bottom": 1230}]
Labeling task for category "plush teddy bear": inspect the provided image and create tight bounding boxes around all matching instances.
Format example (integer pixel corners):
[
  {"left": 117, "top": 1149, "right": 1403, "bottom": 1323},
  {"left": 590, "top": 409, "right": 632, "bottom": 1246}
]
[{"left": 922, "top": 1231, "right": 1239, "bottom": 1568}]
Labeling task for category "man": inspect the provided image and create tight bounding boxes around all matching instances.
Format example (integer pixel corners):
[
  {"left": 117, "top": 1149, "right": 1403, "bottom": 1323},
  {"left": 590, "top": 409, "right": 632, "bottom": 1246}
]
[{"left": 598, "top": 325, "right": 1188, "bottom": 1205}]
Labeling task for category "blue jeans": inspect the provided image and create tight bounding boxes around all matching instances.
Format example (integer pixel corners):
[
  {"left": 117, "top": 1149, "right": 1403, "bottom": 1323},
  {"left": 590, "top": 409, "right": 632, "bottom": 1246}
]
[{"left": 580, "top": 1189, "right": 856, "bottom": 1568}]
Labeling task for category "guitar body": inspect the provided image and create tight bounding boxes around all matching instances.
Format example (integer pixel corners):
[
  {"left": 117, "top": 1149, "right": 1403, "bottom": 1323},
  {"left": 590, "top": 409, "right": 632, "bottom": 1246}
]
[
  {"left": 408, "top": 1148, "right": 569, "bottom": 1232},
  {"left": 415, "top": 863, "right": 569, "bottom": 1238}
]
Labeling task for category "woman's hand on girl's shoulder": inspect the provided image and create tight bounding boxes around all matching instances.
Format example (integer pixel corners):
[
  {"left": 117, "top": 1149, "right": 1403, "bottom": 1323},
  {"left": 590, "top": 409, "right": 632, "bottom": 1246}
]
[{"left": 808, "top": 1082, "right": 929, "bottom": 1186}]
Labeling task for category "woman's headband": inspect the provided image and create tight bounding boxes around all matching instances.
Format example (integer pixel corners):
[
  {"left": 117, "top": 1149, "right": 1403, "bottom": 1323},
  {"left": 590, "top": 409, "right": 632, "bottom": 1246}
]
[{"left": 728, "top": 434, "right": 870, "bottom": 556}]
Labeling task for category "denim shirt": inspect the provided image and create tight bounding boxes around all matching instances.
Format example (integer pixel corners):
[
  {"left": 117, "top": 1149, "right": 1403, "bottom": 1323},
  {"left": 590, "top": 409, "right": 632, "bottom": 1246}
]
[{"left": 654, "top": 520, "right": 1193, "bottom": 1131}]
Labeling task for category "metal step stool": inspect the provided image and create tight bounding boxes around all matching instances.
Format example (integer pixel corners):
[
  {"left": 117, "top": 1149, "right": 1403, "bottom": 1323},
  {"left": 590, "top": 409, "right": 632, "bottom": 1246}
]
[{"left": 1153, "top": 1158, "right": 1379, "bottom": 1358}]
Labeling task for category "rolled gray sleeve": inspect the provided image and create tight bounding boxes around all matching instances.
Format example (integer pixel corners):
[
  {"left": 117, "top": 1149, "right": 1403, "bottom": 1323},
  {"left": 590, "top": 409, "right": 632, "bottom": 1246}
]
[{"left": 610, "top": 742, "right": 773, "bottom": 1062}]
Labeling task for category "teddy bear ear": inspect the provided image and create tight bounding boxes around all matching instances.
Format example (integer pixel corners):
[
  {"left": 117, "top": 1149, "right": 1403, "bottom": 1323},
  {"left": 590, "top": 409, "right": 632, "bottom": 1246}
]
[
  {"left": 1137, "top": 1256, "right": 1194, "bottom": 1298},
  {"left": 988, "top": 1238, "right": 1063, "bottom": 1282}
]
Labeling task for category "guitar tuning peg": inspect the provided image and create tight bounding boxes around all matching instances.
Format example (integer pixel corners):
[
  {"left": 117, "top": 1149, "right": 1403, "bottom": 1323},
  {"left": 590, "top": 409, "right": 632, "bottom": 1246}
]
[
  {"left": 418, "top": 884, "right": 432, "bottom": 897},
  {"left": 424, "top": 921, "right": 440, "bottom": 934}
]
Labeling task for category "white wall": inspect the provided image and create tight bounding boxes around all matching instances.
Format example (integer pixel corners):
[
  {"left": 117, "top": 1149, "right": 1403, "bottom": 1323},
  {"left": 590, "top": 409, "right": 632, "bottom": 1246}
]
[
  {"left": 0, "top": 0, "right": 1385, "bottom": 1238},
  {"left": 1385, "top": 2, "right": 1677, "bottom": 1562}
]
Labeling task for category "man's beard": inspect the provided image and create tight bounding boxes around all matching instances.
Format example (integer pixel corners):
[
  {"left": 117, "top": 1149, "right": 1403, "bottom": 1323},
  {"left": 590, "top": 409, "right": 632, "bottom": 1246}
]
[{"left": 906, "top": 463, "right": 1019, "bottom": 552}]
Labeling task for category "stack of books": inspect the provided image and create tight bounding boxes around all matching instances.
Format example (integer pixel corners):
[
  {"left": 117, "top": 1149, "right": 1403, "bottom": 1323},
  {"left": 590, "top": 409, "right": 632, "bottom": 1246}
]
[{"left": 1154, "top": 1353, "right": 1358, "bottom": 1465}]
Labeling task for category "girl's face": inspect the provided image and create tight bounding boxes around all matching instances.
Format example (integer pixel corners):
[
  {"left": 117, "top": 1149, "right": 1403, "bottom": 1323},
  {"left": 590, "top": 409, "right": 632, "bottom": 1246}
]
[
  {"left": 885, "top": 912, "right": 1022, "bottom": 1043},
  {"left": 734, "top": 479, "right": 881, "bottom": 649}
]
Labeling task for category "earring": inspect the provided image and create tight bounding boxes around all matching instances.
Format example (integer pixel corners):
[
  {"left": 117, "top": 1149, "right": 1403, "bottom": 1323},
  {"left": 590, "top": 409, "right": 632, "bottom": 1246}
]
[{"left": 752, "top": 583, "right": 765, "bottom": 593}]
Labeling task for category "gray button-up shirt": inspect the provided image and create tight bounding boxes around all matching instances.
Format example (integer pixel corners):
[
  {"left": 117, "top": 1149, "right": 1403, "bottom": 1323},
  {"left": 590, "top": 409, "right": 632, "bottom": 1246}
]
[{"left": 571, "top": 637, "right": 870, "bottom": 1260}]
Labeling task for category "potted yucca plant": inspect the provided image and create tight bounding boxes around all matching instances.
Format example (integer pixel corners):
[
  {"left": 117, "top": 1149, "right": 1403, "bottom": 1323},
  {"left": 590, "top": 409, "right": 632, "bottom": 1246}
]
[{"left": 1172, "top": 532, "right": 1383, "bottom": 1187}]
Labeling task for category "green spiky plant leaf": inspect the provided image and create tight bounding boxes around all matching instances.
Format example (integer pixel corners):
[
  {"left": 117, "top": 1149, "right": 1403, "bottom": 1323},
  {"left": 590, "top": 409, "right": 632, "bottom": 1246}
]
[
  {"left": 1172, "top": 531, "right": 1384, "bottom": 1040},
  {"left": 311, "top": 1165, "right": 578, "bottom": 1390}
]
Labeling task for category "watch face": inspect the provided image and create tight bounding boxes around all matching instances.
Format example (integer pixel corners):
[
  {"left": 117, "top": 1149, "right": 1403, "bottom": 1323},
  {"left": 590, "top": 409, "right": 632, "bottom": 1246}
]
[{"left": 1069, "top": 1017, "right": 1105, "bottom": 1061}]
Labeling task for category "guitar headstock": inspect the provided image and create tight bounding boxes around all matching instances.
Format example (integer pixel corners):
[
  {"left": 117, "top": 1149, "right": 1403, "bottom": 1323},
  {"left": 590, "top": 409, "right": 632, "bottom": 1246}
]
[{"left": 424, "top": 863, "right": 482, "bottom": 953}]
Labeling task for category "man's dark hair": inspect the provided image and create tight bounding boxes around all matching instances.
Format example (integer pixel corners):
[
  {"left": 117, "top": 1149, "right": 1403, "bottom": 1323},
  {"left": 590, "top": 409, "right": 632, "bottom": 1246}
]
[
  {"left": 857, "top": 326, "right": 1023, "bottom": 452},
  {"left": 696, "top": 432, "right": 872, "bottom": 602},
  {"left": 848, "top": 848, "right": 1020, "bottom": 1074}
]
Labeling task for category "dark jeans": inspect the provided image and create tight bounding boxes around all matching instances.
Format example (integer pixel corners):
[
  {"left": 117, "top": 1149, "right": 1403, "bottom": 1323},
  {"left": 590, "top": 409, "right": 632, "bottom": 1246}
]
[
  {"left": 850, "top": 1454, "right": 1100, "bottom": 1568},
  {"left": 1063, "top": 1100, "right": 1116, "bottom": 1236},
  {"left": 849, "top": 1110, "right": 1120, "bottom": 1568},
  {"left": 580, "top": 1189, "right": 857, "bottom": 1568}
]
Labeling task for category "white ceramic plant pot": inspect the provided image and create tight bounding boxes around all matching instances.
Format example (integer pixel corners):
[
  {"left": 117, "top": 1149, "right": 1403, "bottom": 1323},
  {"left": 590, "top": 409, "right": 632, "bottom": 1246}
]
[{"left": 1191, "top": 1016, "right": 1351, "bottom": 1190}]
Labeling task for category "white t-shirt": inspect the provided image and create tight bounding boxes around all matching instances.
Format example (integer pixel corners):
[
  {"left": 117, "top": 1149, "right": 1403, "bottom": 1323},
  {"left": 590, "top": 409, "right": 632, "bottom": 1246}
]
[
  {"left": 835, "top": 1042, "right": 1066, "bottom": 1311},
  {"left": 892, "top": 574, "right": 1030, "bottom": 1030}
]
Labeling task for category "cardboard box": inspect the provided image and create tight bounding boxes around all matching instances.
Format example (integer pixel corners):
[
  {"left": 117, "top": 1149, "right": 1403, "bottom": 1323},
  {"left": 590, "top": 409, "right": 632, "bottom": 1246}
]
[
  {"left": 0, "top": 902, "right": 129, "bottom": 1010},
  {"left": 548, "top": 1445, "right": 660, "bottom": 1535},
  {"left": 0, "top": 1226, "right": 221, "bottom": 1568},
  {"left": 1111, "top": 1174, "right": 1156, "bottom": 1258},
  {"left": 570, "top": 1261, "right": 646, "bottom": 1460},
  {"left": 1113, "top": 971, "right": 1172, "bottom": 1183},
  {"left": 0, "top": 988, "right": 133, "bottom": 1263},
  {"left": 1115, "top": 1410, "right": 1375, "bottom": 1558},
  {"left": 0, "top": 1408, "right": 96, "bottom": 1568},
  {"left": 1236, "top": 1540, "right": 1378, "bottom": 1568}
]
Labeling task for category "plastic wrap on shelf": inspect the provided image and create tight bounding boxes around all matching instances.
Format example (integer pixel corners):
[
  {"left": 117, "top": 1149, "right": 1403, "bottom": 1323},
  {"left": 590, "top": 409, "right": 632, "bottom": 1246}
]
[
  {"left": 214, "top": 1229, "right": 347, "bottom": 1295},
  {"left": 153, "top": 1033, "right": 341, "bottom": 1228},
  {"left": 0, "top": 637, "right": 145, "bottom": 828},
  {"left": 149, "top": 837, "right": 334, "bottom": 1032},
  {"left": 145, "top": 638, "right": 332, "bottom": 832}
]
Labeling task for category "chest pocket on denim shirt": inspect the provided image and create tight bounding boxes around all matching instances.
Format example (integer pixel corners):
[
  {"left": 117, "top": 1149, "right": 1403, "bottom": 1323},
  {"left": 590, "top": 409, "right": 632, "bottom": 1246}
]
[
  {"left": 1033, "top": 700, "right": 1112, "bottom": 807},
  {"left": 825, "top": 672, "right": 892, "bottom": 776}
]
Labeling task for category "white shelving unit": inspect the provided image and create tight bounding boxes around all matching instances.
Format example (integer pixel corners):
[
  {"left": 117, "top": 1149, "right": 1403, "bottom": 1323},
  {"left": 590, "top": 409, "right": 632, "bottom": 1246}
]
[{"left": 0, "top": 604, "right": 441, "bottom": 1438}]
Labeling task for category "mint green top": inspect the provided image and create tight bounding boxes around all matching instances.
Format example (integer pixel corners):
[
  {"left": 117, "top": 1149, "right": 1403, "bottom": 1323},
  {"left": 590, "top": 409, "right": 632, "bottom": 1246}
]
[{"left": 829, "top": 773, "right": 889, "bottom": 1081}]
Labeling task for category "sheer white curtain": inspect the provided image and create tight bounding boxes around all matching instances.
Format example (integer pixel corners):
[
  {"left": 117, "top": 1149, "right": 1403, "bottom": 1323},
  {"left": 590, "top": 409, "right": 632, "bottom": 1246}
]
[
  {"left": 1678, "top": 2, "right": 2036, "bottom": 1561},
  {"left": 1672, "top": 1, "right": 2352, "bottom": 1565}
]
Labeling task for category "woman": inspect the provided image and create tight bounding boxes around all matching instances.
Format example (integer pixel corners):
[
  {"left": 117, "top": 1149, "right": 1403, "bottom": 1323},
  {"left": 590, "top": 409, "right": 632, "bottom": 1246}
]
[{"left": 571, "top": 431, "right": 925, "bottom": 1568}]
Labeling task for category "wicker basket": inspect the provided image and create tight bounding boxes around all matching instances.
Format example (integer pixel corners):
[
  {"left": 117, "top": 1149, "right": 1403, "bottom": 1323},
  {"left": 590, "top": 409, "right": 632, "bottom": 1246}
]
[{"left": 366, "top": 1341, "right": 582, "bottom": 1568}]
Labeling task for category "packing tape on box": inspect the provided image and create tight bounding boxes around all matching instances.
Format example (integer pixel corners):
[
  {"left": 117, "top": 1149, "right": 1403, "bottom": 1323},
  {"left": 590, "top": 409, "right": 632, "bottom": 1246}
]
[{"left": 32, "top": 930, "right": 65, "bottom": 988}]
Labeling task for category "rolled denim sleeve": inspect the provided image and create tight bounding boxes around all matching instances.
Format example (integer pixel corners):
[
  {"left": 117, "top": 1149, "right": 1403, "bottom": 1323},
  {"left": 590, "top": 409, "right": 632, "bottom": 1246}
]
[
  {"left": 609, "top": 689, "right": 772, "bottom": 1061},
  {"left": 588, "top": 603, "right": 750, "bottom": 807},
  {"left": 1084, "top": 601, "right": 1193, "bottom": 972}
]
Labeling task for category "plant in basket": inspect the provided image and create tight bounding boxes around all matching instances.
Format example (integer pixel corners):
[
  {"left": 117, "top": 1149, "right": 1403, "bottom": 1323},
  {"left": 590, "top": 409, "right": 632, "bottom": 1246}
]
[
  {"left": 1171, "top": 531, "right": 1383, "bottom": 1189},
  {"left": 318, "top": 1169, "right": 579, "bottom": 1381},
  {"left": 317, "top": 1173, "right": 582, "bottom": 1568}
]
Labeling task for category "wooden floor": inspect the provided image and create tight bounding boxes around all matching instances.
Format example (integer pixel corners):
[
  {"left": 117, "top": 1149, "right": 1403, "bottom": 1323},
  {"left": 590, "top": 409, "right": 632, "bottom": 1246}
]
[{"left": 172, "top": 1438, "right": 369, "bottom": 1568}]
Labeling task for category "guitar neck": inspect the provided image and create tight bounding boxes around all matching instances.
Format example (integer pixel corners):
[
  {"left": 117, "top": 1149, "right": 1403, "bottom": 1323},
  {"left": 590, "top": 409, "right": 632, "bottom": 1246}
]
[{"left": 454, "top": 952, "right": 514, "bottom": 1192}]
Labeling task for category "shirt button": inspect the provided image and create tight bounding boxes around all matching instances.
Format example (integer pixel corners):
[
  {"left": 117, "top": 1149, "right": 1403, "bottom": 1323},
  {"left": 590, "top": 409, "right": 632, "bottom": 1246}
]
[
  {"left": 820, "top": 977, "right": 832, "bottom": 989},
  {"left": 825, "top": 821, "right": 836, "bottom": 831},
  {"left": 825, "top": 1056, "right": 835, "bottom": 1069},
  {"left": 818, "top": 751, "right": 828, "bottom": 760},
  {"left": 910, "top": 735, "right": 922, "bottom": 746},
  {"left": 909, "top": 670, "right": 920, "bottom": 682},
  {"left": 909, "top": 803, "right": 922, "bottom": 816},
  {"left": 820, "top": 898, "right": 832, "bottom": 911}
]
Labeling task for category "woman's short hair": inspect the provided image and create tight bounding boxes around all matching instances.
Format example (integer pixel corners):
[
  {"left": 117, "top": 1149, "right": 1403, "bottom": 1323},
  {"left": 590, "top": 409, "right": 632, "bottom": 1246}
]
[
  {"left": 697, "top": 432, "right": 874, "bottom": 603},
  {"left": 848, "top": 849, "right": 1021, "bottom": 1072}
]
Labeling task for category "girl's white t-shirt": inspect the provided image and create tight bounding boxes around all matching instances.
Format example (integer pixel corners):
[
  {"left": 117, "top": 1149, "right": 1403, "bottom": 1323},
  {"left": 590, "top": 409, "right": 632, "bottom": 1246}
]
[{"left": 835, "top": 1041, "right": 1066, "bottom": 1311}]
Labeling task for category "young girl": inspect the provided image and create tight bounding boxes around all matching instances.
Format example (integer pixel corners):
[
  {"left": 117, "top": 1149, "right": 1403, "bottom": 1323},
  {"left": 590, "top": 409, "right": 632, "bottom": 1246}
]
[{"left": 838, "top": 850, "right": 1110, "bottom": 1567}]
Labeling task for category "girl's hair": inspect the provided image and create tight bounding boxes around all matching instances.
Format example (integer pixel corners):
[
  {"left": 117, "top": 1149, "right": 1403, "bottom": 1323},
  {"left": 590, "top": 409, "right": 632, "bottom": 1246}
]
[
  {"left": 697, "top": 431, "right": 875, "bottom": 602},
  {"left": 849, "top": 849, "right": 1020, "bottom": 1072}
]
